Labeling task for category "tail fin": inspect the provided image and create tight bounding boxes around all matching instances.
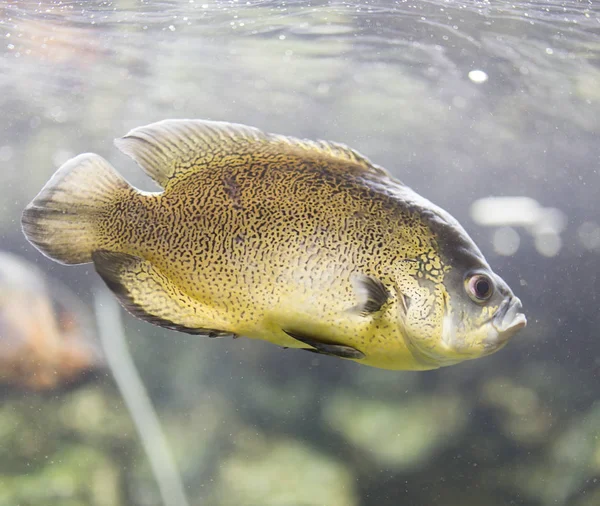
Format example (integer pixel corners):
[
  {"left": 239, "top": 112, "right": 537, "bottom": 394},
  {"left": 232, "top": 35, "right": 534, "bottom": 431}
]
[{"left": 22, "top": 153, "right": 130, "bottom": 265}]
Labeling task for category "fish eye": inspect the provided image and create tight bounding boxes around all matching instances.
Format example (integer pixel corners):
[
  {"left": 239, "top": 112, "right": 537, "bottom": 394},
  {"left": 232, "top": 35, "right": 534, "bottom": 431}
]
[{"left": 465, "top": 273, "right": 494, "bottom": 303}]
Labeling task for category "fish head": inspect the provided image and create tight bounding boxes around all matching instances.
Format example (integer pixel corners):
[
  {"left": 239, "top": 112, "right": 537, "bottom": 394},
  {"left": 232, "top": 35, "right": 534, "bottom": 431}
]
[
  {"left": 439, "top": 267, "right": 526, "bottom": 361},
  {"left": 394, "top": 205, "right": 527, "bottom": 368}
]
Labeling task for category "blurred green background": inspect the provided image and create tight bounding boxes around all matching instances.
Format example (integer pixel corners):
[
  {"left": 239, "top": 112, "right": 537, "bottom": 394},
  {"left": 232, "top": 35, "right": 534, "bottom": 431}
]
[{"left": 0, "top": 1, "right": 599, "bottom": 505}]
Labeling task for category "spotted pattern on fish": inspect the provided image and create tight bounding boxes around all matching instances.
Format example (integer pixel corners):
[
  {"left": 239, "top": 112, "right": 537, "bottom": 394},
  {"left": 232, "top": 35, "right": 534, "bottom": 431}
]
[
  {"left": 90, "top": 142, "right": 444, "bottom": 364},
  {"left": 21, "top": 119, "right": 526, "bottom": 370}
]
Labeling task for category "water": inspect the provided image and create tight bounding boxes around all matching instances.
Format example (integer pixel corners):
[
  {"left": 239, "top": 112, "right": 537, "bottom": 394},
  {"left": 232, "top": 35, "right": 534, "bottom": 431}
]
[{"left": 0, "top": 1, "right": 599, "bottom": 505}]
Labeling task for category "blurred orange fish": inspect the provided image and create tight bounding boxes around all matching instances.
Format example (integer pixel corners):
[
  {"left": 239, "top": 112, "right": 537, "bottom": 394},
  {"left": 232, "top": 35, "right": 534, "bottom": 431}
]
[{"left": 0, "top": 251, "right": 105, "bottom": 392}]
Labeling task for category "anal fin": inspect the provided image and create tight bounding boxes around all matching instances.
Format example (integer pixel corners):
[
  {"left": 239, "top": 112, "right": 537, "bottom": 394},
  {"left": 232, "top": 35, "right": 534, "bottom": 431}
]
[
  {"left": 283, "top": 329, "right": 365, "bottom": 359},
  {"left": 92, "top": 250, "right": 234, "bottom": 337}
]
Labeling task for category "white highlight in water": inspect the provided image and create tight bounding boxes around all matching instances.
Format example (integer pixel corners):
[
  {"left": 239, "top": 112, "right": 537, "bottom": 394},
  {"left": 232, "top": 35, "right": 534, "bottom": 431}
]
[
  {"left": 530, "top": 207, "right": 567, "bottom": 235},
  {"left": 578, "top": 222, "right": 600, "bottom": 251},
  {"left": 471, "top": 197, "right": 541, "bottom": 227},
  {"left": 468, "top": 69, "right": 488, "bottom": 83},
  {"left": 471, "top": 197, "right": 567, "bottom": 256},
  {"left": 535, "top": 232, "right": 562, "bottom": 257},
  {"left": 493, "top": 227, "right": 521, "bottom": 256},
  {"left": 94, "top": 287, "right": 190, "bottom": 506}
]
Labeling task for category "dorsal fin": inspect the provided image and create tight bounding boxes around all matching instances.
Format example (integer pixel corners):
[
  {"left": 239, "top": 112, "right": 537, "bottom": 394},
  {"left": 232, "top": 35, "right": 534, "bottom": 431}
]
[{"left": 114, "top": 119, "right": 389, "bottom": 189}]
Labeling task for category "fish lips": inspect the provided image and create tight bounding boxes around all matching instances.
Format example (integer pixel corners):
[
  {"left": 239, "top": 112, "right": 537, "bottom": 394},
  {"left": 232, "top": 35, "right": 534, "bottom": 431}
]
[{"left": 492, "top": 296, "right": 527, "bottom": 341}]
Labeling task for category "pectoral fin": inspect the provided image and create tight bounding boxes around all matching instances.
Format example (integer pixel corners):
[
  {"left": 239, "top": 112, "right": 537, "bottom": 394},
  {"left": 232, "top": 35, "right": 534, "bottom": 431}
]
[
  {"left": 282, "top": 329, "right": 365, "bottom": 359},
  {"left": 353, "top": 274, "right": 390, "bottom": 316},
  {"left": 92, "top": 250, "right": 234, "bottom": 337}
]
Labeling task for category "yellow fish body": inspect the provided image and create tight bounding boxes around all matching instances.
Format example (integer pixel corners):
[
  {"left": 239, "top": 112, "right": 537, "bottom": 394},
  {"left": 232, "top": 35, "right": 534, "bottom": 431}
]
[{"left": 22, "top": 120, "right": 526, "bottom": 370}]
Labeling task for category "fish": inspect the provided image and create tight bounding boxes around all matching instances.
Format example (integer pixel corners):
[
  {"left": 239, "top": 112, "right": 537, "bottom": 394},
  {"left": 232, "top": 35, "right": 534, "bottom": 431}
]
[
  {"left": 21, "top": 119, "right": 526, "bottom": 370},
  {"left": 0, "top": 251, "right": 105, "bottom": 391}
]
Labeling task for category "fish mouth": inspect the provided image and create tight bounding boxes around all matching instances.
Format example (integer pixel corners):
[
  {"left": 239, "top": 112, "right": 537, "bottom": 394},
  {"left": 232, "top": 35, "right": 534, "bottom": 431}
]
[
  {"left": 403, "top": 296, "right": 527, "bottom": 368},
  {"left": 492, "top": 296, "right": 527, "bottom": 339}
]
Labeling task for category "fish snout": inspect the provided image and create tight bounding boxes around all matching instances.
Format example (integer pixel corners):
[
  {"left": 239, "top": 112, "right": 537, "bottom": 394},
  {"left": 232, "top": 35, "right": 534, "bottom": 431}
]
[{"left": 493, "top": 296, "right": 527, "bottom": 338}]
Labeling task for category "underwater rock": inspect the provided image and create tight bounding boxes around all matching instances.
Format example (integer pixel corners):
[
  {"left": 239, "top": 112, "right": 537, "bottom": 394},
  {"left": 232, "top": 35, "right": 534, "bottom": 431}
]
[
  {"left": 322, "top": 392, "right": 468, "bottom": 471},
  {"left": 486, "top": 400, "right": 600, "bottom": 506},
  {"left": 0, "top": 385, "right": 136, "bottom": 506},
  {"left": 479, "top": 375, "right": 554, "bottom": 446},
  {"left": 210, "top": 430, "right": 357, "bottom": 506},
  {"left": 0, "top": 444, "right": 121, "bottom": 506}
]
